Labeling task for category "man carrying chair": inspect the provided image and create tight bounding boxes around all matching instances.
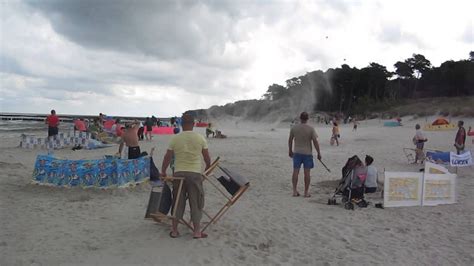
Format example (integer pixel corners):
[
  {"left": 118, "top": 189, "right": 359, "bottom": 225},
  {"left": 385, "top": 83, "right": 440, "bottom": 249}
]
[{"left": 161, "top": 113, "right": 211, "bottom": 239}]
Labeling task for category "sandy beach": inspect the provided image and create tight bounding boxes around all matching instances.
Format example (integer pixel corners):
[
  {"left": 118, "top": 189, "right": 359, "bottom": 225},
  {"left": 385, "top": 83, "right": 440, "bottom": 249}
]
[{"left": 1, "top": 117, "right": 473, "bottom": 265}]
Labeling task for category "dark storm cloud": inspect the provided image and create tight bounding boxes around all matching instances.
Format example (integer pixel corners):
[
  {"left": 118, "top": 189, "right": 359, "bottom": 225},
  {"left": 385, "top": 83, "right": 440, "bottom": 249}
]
[{"left": 26, "top": 0, "right": 235, "bottom": 62}]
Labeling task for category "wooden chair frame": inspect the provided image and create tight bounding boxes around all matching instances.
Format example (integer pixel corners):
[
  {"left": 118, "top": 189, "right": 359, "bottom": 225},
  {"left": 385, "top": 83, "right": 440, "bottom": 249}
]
[{"left": 149, "top": 157, "right": 249, "bottom": 234}]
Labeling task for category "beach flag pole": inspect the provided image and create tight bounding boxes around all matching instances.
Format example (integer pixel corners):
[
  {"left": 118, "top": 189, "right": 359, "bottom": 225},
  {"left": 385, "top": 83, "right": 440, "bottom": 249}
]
[{"left": 318, "top": 159, "right": 331, "bottom": 172}]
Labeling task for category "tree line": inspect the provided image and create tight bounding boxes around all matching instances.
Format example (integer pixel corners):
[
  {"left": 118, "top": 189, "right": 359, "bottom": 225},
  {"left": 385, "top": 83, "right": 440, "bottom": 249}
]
[
  {"left": 262, "top": 52, "right": 474, "bottom": 115},
  {"left": 194, "top": 52, "right": 473, "bottom": 120}
]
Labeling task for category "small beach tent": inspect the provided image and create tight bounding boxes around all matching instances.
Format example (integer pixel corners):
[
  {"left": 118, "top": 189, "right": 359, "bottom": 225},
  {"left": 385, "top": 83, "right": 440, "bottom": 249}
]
[
  {"left": 383, "top": 121, "right": 401, "bottom": 127},
  {"left": 423, "top": 117, "right": 456, "bottom": 131},
  {"left": 432, "top": 118, "right": 449, "bottom": 125}
]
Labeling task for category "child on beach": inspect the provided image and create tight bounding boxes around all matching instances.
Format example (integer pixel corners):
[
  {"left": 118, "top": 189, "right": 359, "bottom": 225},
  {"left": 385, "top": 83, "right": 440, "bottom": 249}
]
[{"left": 331, "top": 122, "right": 340, "bottom": 146}]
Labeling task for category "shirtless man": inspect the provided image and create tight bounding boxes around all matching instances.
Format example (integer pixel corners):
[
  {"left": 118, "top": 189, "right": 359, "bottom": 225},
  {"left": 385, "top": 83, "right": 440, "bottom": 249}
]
[{"left": 117, "top": 121, "right": 141, "bottom": 159}]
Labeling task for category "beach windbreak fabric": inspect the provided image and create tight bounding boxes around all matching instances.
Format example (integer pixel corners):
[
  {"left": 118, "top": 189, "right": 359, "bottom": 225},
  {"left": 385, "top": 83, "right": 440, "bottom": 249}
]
[{"left": 33, "top": 155, "right": 150, "bottom": 187}]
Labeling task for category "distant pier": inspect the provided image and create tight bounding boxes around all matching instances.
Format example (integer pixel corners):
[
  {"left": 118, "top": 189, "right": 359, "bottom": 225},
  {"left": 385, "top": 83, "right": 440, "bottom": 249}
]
[{"left": 0, "top": 113, "right": 171, "bottom": 123}]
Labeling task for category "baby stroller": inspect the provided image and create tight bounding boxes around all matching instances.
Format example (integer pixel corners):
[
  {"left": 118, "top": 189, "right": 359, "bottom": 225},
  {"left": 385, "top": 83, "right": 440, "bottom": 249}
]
[{"left": 327, "top": 155, "right": 368, "bottom": 210}]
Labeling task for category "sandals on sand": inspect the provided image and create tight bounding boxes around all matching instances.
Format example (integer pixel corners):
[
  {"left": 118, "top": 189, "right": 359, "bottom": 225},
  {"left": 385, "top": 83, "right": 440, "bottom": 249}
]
[
  {"left": 169, "top": 232, "right": 180, "bottom": 238},
  {"left": 193, "top": 232, "right": 208, "bottom": 239}
]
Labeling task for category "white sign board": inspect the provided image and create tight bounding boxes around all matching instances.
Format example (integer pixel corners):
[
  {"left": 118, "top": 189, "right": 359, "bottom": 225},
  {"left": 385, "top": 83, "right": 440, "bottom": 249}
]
[
  {"left": 384, "top": 172, "right": 423, "bottom": 207},
  {"left": 450, "top": 151, "right": 472, "bottom": 167},
  {"left": 422, "top": 173, "right": 456, "bottom": 206}
]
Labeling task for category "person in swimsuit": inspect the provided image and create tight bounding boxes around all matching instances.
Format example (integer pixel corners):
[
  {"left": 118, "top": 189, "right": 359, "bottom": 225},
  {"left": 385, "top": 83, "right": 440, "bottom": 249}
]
[{"left": 117, "top": 121, "right": 141, "bottom": 159}]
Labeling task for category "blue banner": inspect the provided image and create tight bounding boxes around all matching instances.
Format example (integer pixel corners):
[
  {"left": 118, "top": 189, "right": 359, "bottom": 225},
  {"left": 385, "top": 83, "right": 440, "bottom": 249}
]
[{"left": 33, "top": 155, "right": 150, "bottom": 188}]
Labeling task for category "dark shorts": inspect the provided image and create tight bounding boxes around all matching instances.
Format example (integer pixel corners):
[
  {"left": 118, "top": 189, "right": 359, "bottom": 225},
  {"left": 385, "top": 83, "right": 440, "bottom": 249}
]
[
  {"left": 416, "top": 141, "right": 425, "bottom": 150},
  {"left": 146, "top": 125, "right": 153, "bottom": 131},
  {"left": 128, "top": 146, "right": 141, "bottom": 159},
  {"left": 48, "top": 126, "right": 58, "bottom": 137},
  {"left": 293, "top": 153, "right": 314, "bottom": 169},
  {"left": 365, "top": 187, "right": 377, "bottom": 193}
]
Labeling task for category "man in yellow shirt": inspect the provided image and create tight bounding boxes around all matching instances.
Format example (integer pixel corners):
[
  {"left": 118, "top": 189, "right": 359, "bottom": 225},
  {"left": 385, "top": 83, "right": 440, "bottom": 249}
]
[{"left": 161, "top": 114, "right": 211, "bottom": 239}]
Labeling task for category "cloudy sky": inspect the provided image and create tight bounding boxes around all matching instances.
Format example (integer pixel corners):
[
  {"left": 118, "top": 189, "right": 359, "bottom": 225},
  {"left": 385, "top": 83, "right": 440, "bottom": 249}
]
[{"left": 1, "top": 0, "right": 472, "bottom": 117}]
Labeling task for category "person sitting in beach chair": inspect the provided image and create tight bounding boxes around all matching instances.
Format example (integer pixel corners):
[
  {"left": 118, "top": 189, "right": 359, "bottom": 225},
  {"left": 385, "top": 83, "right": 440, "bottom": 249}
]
[
  {"left": 215, "top": 130, "right": 227, "bottom": 139},
  {"left": 206, "top": 123, "right": 215, "bottom": 138},
  {"left": 364, "top": 155, "right": 378, "bottom": 194}
]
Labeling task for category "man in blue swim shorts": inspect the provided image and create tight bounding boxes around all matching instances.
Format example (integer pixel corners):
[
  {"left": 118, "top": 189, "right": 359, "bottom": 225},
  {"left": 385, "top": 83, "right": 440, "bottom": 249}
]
[{"left": 288, "top": 112, "right": 322, "bottom": 197}]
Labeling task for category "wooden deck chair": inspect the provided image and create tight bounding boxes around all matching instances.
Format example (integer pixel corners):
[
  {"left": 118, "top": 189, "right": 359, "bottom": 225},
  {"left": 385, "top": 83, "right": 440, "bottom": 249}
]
[
  {"left": 148, "top": 158, "right": 221, "bottom": 230},
  {"left": 199, "top": 157, "right": 250, "bottom": 233},
  {"left": 149, "top": 157, "right": 250, "bottom": 234},
  {"left": 148, "top": 176, "right": 192, "bottom": 229}
]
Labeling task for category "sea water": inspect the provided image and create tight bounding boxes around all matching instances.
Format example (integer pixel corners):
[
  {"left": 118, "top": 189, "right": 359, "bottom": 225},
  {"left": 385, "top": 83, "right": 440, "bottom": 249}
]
[{"left": 0, "top": 120, "right": 74, "bottom": 140}]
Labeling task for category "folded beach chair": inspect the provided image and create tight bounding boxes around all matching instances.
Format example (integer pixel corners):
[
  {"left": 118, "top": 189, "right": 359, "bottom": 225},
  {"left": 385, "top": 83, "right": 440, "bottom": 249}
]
[
  {"left": 149, "top": 157, "right": 250, "bottom": 234},
  {"left": 198, "top": 158, "right": 250, "bottom": 232}
]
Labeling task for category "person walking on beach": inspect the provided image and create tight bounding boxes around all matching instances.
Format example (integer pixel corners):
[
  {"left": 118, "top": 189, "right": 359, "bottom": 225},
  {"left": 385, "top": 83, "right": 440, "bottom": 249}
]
[
  {"left": 45, "top": 109, "right": 59, "bottom": 140},
  {"left": 117, "top": 121, "right": 141, "bottom": 159},
  {"left": 161, "top": 114, "right": 211, "bottom": 239},
  {"left": 145, "top": 117, "right": 154, "bottom": 140},
  {"left": 332, "top": 122, "right": 340, "bottom": 146},
  {"left": 454, "top": 120, "right": 466, "bottom": 155},
  {"left": 352, "top": 119, "right": 358, "bottom": 131},
  {"left": 288, "top": 112, "right": 322, "bottom": 197},
  {"left": 413, "top": 124, "right": 428, "bottom": 164}
]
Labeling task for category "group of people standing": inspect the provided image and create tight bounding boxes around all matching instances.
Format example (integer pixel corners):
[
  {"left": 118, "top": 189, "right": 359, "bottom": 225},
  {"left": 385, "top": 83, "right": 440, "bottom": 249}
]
[
  {"left": 413, "top": 120, "right": 472, "bottom": 164},
  {"left": 288, "top": 112, "right": 378, "bottom": 199}
]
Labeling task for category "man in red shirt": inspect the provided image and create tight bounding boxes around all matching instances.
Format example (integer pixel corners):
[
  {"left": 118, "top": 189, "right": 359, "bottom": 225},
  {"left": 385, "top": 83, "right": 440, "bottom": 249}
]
[{"left": 45, "top": 109, "right": 60, "bottom": 138}]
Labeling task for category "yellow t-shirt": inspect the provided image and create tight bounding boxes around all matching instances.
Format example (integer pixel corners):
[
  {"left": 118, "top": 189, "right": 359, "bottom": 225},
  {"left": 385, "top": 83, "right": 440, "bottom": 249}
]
[{"left": 168, "top": 131, "right": 208, "bottom": 173}]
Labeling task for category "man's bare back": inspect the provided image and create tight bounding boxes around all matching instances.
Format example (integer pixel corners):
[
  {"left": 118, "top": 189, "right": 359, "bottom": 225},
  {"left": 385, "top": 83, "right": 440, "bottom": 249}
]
[
  {"left": 117, "top": 122, "right": 140, "bottom": 158},
  {"left": 122, "top": 125, "right": 139, "bottom": 147}
]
